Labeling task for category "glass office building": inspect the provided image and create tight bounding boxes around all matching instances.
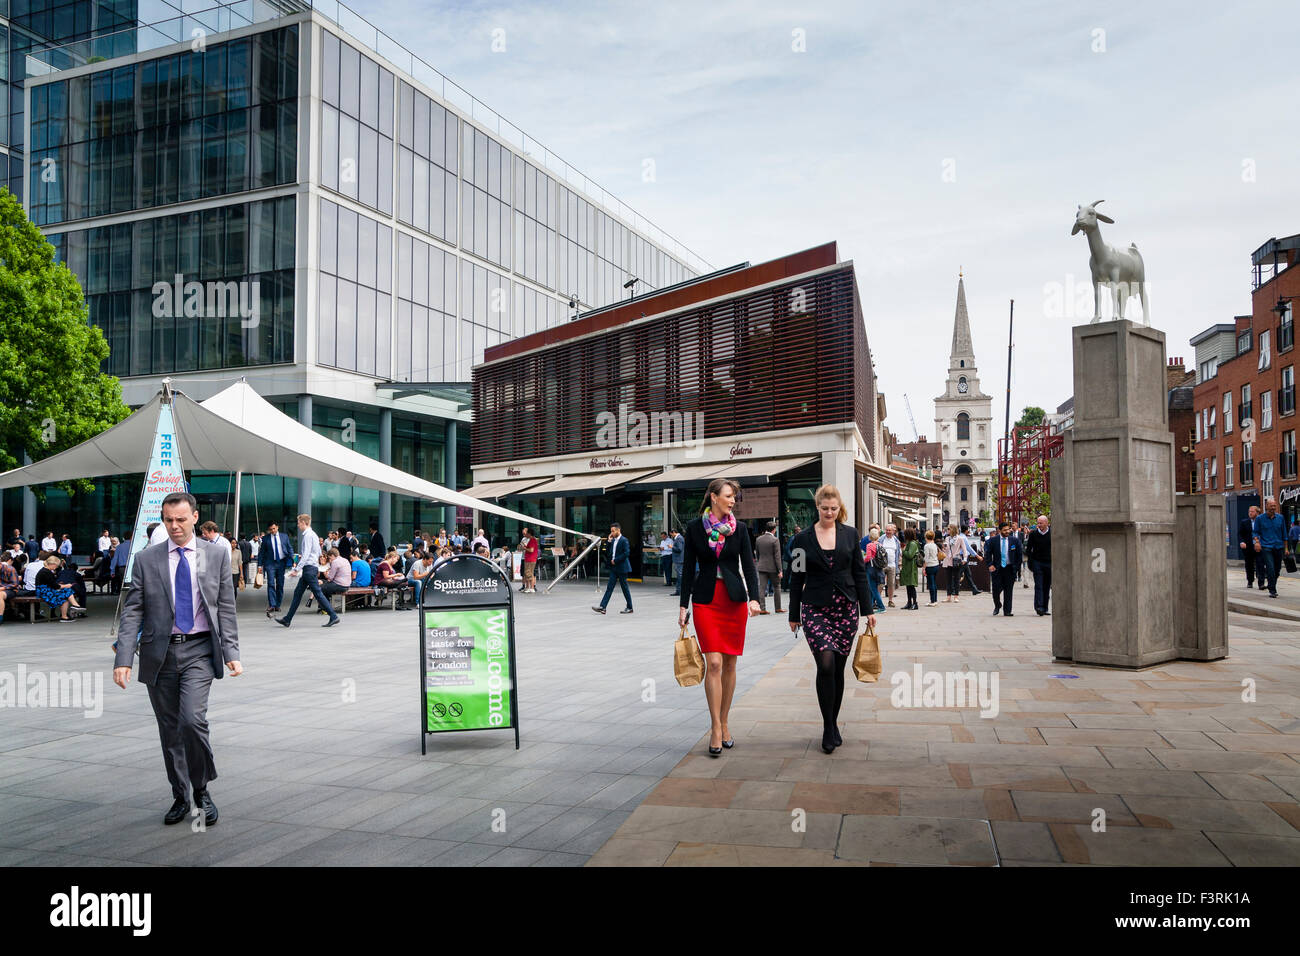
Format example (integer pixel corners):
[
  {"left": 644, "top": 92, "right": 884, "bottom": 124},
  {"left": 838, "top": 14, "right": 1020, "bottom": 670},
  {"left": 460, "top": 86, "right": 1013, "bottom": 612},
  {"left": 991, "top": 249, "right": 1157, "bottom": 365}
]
[{"left": 8, "top": 1, "right": 707, "bottom": 548}]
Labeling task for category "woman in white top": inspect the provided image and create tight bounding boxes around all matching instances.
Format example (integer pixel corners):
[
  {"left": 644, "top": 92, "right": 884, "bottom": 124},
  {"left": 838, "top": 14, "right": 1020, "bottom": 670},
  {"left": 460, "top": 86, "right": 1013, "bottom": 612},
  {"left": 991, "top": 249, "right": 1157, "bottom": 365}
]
[
  {"left": 922, "top": 530, "right": 940, "bottom": 606},
  {"left": 942, "top": 524, "right": 968, "bottom": 603}
]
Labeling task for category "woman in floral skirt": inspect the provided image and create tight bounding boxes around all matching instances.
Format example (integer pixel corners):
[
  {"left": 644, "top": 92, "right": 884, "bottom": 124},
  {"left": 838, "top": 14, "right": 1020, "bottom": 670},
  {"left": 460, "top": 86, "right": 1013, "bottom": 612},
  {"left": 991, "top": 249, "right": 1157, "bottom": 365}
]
[{"left": 788, "top": 485, "right": 876, "bottom": 754}]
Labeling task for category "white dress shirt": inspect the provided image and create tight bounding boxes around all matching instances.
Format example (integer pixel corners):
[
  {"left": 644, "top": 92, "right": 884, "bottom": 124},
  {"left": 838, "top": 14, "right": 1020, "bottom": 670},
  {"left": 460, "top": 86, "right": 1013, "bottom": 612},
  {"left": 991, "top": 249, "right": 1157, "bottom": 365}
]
[
  {"left": 97, "top": 535, "right": 111, "bottom": 553},
  {"left": 41, "top": 536, "right": 56, "bottom": 550},
  {"left": 293, "top": 527, "right": 321, "bottom": 572},
  {"left": 167, "top": 536, "right": 212, "bottom": 635}
]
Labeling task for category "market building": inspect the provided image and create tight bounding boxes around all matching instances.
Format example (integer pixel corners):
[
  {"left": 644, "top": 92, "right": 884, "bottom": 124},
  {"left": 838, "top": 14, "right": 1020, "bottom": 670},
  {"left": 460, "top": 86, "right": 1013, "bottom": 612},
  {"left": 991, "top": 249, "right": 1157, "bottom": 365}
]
[{"left": 466, "top": 242, "right": 941, "bottom": 577}]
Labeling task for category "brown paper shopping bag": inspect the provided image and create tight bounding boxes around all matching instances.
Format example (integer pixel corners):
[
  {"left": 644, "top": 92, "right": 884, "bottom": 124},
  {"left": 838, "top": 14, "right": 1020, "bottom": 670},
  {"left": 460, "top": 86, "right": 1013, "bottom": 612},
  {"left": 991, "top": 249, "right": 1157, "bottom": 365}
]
[
  {"left": 852, "top": 622, "right": 882, "bottom": 683},
  {"left": 673, "top": 626, "right": 706, "bottom": 687}
]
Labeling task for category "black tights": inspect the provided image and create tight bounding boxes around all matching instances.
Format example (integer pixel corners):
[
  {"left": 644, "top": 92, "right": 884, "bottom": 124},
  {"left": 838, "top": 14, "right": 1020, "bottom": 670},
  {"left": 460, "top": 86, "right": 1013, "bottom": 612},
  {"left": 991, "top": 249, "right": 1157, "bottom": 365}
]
[{"left": 812, "top": 649, "right": 848, "bottom": 731}]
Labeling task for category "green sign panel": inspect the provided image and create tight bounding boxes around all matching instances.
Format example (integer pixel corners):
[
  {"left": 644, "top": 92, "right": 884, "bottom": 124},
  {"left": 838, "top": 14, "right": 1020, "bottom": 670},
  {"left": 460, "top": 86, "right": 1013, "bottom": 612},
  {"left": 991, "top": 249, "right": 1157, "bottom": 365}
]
[{"left": 423, "top": 608, "right": 513, "bottom": 731}]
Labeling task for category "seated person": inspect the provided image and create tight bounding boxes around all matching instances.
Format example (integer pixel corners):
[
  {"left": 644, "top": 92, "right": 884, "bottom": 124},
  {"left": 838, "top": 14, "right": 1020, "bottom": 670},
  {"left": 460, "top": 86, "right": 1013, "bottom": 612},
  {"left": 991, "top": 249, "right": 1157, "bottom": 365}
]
[
  {"left": 375, "top": 548, "right": 411, "bottom": 607},
  {"left": 0, "top": 553, "right": 18, "bottom": 620},
  {"left": 36, "top": 555, "right": 84, "bottom": 622},
  {"left": 351, "top": 554, "right": 372, "bottom": 587},
  {"left": 58, "top": 559, "right": 88, "bottom": 607}
]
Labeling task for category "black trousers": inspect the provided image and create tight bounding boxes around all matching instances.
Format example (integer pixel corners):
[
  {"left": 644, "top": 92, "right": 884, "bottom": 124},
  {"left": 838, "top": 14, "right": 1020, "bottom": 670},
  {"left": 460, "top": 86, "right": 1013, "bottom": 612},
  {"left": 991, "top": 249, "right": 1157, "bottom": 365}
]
[
  {"left": 1242, "top": 548, "right": 1256, "bottom": 585},
  {"left": 991, "top": 567, "right": 1015, "bottom": 614},
  {"left": 1031, "top": 560, "right": 1052, "bottom": 614}
]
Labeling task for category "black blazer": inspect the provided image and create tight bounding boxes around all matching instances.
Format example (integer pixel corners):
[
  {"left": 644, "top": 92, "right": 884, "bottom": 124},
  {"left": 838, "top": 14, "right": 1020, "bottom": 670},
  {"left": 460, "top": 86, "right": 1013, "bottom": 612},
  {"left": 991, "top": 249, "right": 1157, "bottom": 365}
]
[
  {"left": 679, "top": 517, "right": 761, "bottom": 608},
  {"left": 787, "top": 523, "right": 872, "bottom": 622}
]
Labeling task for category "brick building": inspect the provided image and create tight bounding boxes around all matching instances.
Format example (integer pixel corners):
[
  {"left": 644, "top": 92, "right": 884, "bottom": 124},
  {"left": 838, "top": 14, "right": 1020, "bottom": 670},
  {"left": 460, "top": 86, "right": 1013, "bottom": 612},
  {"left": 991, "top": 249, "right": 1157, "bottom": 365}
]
[
  {"left": 1191, "top": 232, "right": 1300, "bottom": 552},
  {"left": 1166, "top": 357, "right": 1196, "bottom": 495}
]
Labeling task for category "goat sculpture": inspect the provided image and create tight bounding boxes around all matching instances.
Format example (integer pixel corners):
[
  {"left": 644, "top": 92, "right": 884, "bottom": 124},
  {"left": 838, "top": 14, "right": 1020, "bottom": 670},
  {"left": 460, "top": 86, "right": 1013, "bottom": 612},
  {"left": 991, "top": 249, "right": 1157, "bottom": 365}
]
[{"left": 1072, "top": 200, "right": 1148, "bottom": 325}]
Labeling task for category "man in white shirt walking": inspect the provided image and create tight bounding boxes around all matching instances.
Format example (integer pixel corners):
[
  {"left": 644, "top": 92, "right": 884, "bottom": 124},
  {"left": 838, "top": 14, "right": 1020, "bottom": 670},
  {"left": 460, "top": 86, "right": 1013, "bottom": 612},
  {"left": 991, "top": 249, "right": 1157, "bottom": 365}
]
[
  {"left": 879, "top": 524, "right": 902, "bottom": 608},
  {"left": 275, "top": 514, "right": 339, "bottom": 628}
]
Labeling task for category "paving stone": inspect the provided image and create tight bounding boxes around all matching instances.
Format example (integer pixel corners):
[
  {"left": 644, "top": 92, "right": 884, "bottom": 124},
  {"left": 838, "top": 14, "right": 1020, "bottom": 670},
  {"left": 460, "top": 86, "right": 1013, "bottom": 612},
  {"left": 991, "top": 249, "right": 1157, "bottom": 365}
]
[{"left": 836, "top": 815, "right": 997, "bottom": 866}]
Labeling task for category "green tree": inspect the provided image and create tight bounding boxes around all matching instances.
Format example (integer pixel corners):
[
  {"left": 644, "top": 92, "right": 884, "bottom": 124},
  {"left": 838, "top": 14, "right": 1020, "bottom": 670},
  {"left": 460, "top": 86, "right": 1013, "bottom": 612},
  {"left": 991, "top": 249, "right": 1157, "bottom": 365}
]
[
  {"left": 1016, "top": 406, "right": 1047, "bottom": 430},
  {"left": 0, "top": 187, "right": 130, "bottom": 494}
]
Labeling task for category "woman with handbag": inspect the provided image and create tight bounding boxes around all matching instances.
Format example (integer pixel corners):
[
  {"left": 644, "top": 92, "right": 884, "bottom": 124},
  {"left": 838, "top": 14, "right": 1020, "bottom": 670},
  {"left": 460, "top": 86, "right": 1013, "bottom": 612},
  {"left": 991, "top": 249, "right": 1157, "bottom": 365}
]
[
  {"left": 787, "top": 485, "right": 875, "bottom": 754},
  {"left": 678, "top": 478, "right": 762, "bottom": 757}
]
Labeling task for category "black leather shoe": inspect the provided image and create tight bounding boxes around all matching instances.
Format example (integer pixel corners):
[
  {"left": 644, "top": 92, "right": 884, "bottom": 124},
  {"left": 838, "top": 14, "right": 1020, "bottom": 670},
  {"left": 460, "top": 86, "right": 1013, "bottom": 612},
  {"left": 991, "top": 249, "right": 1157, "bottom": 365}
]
[
  {"left": 276, "top": 617, "right": 290, "bottom": 627},
  {"left": 821, "top": 730, "right": 837, "bottom": 754},
  {"left": 163, "top": 798, "right": 190, "bottom": 825},
  {"left": 991, "top": 609, "right": 1001, "bottom": 616},
  {"left": 591, "top": 606, "right": 606, "bottom": 614},
  {"left": 619, "top": 607, "right": 634, "bottom": 614},
  {"left": 195, "top": 790, "right": 218, "bottom": 827},
  {"left": 323, "top": 617, "right": 340, "bottom": 627},
  {"left": 1004, "top": 613, "right": 1014, "bottom": 617},
  {"left": 721, "top": 737, "right": 736, "bottom": 749}
]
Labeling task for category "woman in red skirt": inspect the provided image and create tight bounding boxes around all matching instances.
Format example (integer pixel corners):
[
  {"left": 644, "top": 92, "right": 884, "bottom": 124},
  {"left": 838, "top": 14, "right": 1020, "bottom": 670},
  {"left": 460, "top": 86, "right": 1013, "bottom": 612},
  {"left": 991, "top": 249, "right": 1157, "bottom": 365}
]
[{"left": 678, "top": 478, "right": 761, "bottom": 756}]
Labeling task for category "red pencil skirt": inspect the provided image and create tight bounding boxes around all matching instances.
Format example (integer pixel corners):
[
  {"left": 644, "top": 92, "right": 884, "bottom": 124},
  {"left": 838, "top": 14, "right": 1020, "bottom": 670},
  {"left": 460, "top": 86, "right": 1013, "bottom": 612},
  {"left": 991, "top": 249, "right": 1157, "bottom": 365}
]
[{"left": 693, "top": 579, "right": 748, "bottom": 656}]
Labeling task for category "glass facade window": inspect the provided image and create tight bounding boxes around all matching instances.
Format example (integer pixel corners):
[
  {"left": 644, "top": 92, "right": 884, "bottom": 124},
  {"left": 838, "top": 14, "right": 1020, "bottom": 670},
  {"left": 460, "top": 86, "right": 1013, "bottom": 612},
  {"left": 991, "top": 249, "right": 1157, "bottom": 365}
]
[
  {"left": 48, "top": 194, "right": 296, "bottom": 376},
  {"left": 319, "top": 29, "right": 393, "bottom": 216},
  {"left": 318, "top": 197, "right": 392, "bottom": 378},
  {"left": 394, "top": 229, "right": 457, "bottom": 382},
  {"left": 28, "top": 25, "right": 299, "bottom": 225},
  {"left": 394, "top": 77, "right": 456, "bottom": 244}
]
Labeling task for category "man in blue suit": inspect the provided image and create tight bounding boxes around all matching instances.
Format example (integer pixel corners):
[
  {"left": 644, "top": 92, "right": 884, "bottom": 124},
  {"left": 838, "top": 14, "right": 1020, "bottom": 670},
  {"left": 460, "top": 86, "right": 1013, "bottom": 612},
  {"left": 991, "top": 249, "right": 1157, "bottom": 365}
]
[
  {"left": 984, "top": 521, "right": 1022, "bottom": 617},
  {"left": 259, "top": 521, "right": 294, "bottom": 614},
  {"left": 592, "top": 522, "right": 633, "bottom": 614}
]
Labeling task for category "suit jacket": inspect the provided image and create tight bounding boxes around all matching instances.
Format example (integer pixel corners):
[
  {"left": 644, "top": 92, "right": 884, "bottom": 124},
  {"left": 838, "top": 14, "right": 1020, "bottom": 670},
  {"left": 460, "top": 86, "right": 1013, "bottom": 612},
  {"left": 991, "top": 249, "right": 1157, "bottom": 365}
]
[
  {"left": 985, "top": 534, "right": 1023, "bottom": 573},
  {"left": 1237, "top": 517, "right": 1255, "bottom": 552},
  {"left": 115, "top": 538, "right": 239, "bottom": 686},
  {"left": 679, "top": 517, "right": 760, "bottom": 607},
  {"left": 260, "top": 531, "right": 293, "bottom": 566},
  {"left": 605, "top": 535, "right": 631, "bottom": 574},
  {"left": 755, "top": 532, "right": 782, "bottom": 573},
  {"left": 787, "top": 523, "right": 872, "bottom": 621},
  {"left": 671, "top": 534, "right": 685, "bottom": 565},
  {"left": 370, "top": 531, "right": 386, "bottom": 557}
]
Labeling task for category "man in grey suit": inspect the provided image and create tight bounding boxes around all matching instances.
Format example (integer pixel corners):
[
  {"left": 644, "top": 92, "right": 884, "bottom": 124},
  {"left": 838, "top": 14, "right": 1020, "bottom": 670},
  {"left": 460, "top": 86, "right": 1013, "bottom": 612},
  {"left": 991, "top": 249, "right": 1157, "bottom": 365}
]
[
  {"left": 754, "top": 520, "right": 783, "bottom": 614},
  {"left": 113, "top": 491, "right": 242, "bottom": 827}
]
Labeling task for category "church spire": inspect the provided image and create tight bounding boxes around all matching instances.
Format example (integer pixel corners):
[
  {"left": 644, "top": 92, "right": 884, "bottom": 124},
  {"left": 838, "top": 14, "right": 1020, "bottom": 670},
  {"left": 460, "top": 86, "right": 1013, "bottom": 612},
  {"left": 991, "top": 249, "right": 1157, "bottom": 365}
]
[{"left": 950, "top": 275, "right": 975, "bottom": 368}]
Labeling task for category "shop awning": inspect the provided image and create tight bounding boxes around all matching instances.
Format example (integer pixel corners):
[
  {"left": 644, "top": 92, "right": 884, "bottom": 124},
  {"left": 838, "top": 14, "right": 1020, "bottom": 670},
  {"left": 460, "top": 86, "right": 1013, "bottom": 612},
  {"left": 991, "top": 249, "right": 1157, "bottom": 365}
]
[
  {"left": 629, "top": 455, "right": 818, "bottom": 488},
  {"left": 855, "top": 459, "right": 943, "bottom": 499},
  {"left": 460, "top": 477, "right": 551, "bottom": 499},
  {"left": 517, "top": 468, "right": 663, "bottom": 497}
]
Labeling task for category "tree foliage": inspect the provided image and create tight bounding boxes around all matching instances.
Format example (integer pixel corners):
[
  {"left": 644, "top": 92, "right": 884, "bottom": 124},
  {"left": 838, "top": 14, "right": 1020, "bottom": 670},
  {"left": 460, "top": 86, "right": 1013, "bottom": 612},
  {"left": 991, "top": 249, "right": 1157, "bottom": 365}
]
[
  {"left": 0, "top": 187, "right": 130, "bottom": 494},
  {"left": 1016, "top": 405, "right": 1047, "bottom": 430}
]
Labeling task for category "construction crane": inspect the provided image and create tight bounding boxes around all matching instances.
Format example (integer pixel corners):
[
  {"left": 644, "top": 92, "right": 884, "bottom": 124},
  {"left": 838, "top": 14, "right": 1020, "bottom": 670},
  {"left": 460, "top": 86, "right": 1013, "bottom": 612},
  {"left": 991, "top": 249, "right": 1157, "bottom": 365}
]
[{"left": 903, "top": 393, "right": 920, "bottom": 443}]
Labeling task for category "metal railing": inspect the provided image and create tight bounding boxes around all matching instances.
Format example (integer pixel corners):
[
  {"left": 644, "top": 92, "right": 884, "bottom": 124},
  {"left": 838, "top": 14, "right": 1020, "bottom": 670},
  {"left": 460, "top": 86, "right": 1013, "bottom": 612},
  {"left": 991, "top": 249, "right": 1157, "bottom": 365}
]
[{"left": 24, "top": 0, "right": 713, "bottom": 277}]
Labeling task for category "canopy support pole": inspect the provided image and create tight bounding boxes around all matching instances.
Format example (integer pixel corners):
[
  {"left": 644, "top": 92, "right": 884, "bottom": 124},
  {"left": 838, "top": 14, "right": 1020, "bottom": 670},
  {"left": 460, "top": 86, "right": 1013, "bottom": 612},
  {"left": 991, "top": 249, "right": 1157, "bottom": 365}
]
[
  {"left": 233, "top": 470, "right": 242, "bottom": 537},
  {"left": 544, "top": 535, "right": 601, "bottom": 593}
]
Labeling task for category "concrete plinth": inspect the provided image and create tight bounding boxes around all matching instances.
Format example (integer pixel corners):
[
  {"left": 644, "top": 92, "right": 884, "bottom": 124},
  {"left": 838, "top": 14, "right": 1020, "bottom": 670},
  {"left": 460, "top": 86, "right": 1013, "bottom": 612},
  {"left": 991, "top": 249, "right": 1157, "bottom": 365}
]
[
  {"left": 1053, "top": 320, "right": 1205, "bottom": 668},
  {"left": 1175, "top": 495, "right": 1229, "bottom": 660}
]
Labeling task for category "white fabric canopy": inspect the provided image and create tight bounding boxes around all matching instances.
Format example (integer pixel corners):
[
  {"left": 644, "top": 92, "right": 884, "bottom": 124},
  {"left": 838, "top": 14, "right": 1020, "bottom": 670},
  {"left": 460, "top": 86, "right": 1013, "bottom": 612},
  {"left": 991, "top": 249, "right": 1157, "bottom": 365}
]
[{"left": 0, "top": 381, "right": 593, "bottom": 540}]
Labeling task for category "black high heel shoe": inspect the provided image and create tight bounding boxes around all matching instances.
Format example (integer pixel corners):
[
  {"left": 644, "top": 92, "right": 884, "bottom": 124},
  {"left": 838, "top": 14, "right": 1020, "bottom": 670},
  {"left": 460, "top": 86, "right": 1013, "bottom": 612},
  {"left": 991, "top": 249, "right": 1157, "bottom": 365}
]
[
  {"left": 832, "top": 726, "right": 843, "bottom": 747},
  {"left": 708, "top": 733, "right": 724, "bottom": 757},
  {"left": 721, "top": 737, "right": 736, "bottom": 749},
  {"left": 821, "top": 729, "right": 837, "bottom": 754}
]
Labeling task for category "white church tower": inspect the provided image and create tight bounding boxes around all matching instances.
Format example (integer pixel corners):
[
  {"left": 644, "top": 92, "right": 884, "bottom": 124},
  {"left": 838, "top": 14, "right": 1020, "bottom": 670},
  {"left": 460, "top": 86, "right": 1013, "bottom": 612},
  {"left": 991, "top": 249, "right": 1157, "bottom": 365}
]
[{"left": 934, "top": 273, "right": 994, "bottom": 529}]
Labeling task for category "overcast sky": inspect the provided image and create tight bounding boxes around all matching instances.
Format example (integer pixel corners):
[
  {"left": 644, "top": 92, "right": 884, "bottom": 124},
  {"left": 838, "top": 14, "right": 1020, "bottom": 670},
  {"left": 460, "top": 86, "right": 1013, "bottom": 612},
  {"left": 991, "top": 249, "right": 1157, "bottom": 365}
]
[{"left": 362, "top": 0, "right": 1300, "bottom": 443}]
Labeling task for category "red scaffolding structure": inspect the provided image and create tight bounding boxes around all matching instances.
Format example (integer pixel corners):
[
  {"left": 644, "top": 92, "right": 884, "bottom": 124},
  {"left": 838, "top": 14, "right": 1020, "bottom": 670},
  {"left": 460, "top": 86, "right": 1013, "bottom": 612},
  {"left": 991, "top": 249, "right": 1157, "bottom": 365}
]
[{"left": 997, "top": 424, "right": 1064, "bottom": 526}]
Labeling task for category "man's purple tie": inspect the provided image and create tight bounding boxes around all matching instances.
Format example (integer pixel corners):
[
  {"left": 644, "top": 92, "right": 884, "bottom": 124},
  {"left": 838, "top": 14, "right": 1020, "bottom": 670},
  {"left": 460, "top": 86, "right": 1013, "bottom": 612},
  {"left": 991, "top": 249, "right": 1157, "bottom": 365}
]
[{"left": 175, "top": 546, "right": 194, "bottom": 633}]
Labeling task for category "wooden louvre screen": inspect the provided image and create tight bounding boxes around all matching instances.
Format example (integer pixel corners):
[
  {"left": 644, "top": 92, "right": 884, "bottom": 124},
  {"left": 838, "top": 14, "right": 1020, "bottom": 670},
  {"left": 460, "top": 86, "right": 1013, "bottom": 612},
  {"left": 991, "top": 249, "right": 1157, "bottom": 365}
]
[{"left": 472, "top": 264, "right": 870, "bottom": 466}]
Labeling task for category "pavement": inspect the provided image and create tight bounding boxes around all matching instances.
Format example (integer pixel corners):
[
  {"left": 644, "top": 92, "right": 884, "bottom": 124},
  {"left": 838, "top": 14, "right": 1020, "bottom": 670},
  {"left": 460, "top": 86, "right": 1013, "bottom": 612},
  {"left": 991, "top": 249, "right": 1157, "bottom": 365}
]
[
  {"left": 0, "top": 575, "right": 791, "bottom": 867},
  {"left": 588, "top": 576, "right": 1300, "bottom": 867},
  {"left": 3, "top": 569, "right": 1297, "bottom": 867},
  {"left": 1227, "top": 559, "right": 1300, "bottom": 622}
]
